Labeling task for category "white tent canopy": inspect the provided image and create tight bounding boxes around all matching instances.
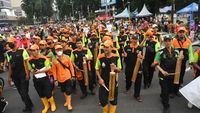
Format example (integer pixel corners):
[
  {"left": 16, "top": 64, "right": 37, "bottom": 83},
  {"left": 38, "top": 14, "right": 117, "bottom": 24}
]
[
  {"left": 136, "top": 4, "right": 152, "bottom": 17},
  {"left": 114, "top": 8, "right": 130, "bottom": 18}
]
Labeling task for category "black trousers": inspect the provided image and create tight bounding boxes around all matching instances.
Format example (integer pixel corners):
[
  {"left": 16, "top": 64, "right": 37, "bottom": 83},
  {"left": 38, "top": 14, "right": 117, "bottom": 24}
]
[
  {"left": 78, "top": 79, "right": 87, "bottom": 95},
  {"left": 78, "top": 71, "right": 94, "bottom": 93},
  {"left": 33, "top": 76, "right": 52, "bottom": 99},
  {"left": 12, "top": 77, "right": 33, "bottom": 109},
  {"left": 99, "top": 85, "right": 118, "bottom": 107},
  {"left": 159, "top": 75, "right": 174, "bottom": 109},
  {"left": 125, "top": 71, "right": 142, "bottom": 97},
  {"left": 143, "top": 61, "right": 155, "bottom": 86}
]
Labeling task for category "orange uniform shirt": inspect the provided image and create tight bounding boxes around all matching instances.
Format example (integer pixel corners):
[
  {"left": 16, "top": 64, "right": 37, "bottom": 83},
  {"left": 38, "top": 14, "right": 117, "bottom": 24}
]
[{"left": 52, "top": 55, "right": 75, "bottom": 83}]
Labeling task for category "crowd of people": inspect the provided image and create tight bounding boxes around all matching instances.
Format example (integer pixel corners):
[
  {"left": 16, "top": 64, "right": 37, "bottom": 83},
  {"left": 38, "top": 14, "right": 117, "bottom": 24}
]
[{"left": 0, "top": 17, "right": 200, "bottom": 113}]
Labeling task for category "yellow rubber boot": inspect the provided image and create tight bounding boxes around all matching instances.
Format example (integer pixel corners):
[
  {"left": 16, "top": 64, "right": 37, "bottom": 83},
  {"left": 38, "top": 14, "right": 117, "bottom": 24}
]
[
  {"left": 48, "top": 97, "right": 56, "bottom": 112},
  {"left": 41, "top": 98, "right": 50, "bottom": 113},
  {"left": 66, "top": 95, "right": 73, "bottom": 111},
  {"left": 64, "top": 93, "right": 68, "bottom": 107},
  {"left": 103, "top": 105, "right": 108, "bottom": 113},
  {"left": 110, "top": 104, "right": 117, "bottom": 113}
]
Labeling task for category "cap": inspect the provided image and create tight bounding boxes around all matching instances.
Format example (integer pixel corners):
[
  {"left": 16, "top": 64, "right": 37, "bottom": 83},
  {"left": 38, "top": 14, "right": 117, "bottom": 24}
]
[
  {"left": 152, "top": 24, "right": 158, "bottom": 28},
  {"left": 30, "top": 44, "right": 39, "bottom": 50},
  {"left": 76, "top": 38, "right": 82, "bottom": 43},
  {"left": 63, "top": 28, "right": 69, "bottom": 33},
  {"left": 46, "top": 36, "right": 54, "bottom": 40},
  {"left": 33, "top": 36, "right": 41, "bottom": 40},
  {"left": 104, "top": 28, "right": 108, "bottom": 32},
  {"left": 163, "top": 34, "right": 173, "bottom": 41},
  {"left": 39, "top": 40, "right": 47, "bottom": 45},
  {"left": 61, "top": 37, "right": 68, "bottom": 42},
  {"left": 54, "top": 44, "right": 63, "bottom": 50},
  {"left": 91, "top": 32, "right": 97, "bottom": 36},
  {"left": 102, "top": 36, "right": 112, "bottom": 42},
  {"left": 105, "top": 32, "right": 112, "bottom": 36},
  {"left": 7, "top": 37, "right": 16, "bottom": 43},
  {"left": 145, "top": 30, "right": 153, "bottom": 36},
  {"left": 178, "top": 27, "right": 187, "bottom": 33},
  {"left": 104, "top": 40, "right": 113, "bottom": 47},
  {"left": 130, "top": 31, "right": 135, "bottom": 35},
  {"left": 21, "top": 32, "right": 26, "bottom": 36},
  {"left": 132, "top": 34, "right": 139, "bottom": 40}
]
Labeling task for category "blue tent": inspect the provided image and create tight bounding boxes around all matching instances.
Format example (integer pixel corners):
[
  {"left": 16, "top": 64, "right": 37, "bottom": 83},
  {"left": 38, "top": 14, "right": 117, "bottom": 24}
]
[{"left": 177, "top": 2, "right": 198, "bottom": 14}]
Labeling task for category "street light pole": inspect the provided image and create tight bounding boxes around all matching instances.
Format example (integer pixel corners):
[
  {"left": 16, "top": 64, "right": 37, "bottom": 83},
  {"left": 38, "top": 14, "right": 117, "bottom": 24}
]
[
  {"left": 105, "top": 0, "right": 108, "bottom": 15},
  {"left": 171, "top": 0, "right": 175, "bottom": 24},
  {"left": 70, "top": 0, "right": 74, "bottom": 20},
  {"left": 127, "top": 1, "right": 130, "bottom": 19}
]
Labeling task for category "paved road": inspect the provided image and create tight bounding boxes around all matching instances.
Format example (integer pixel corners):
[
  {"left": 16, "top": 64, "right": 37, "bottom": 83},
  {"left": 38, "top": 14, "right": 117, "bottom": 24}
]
[{"left": 1, "top": 68, "right": 200, "bottom": 113}]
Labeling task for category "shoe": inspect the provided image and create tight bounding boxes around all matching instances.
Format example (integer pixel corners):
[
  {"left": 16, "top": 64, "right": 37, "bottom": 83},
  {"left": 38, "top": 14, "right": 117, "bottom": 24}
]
[
  {"left": 90, "top": 91, "right": 95, "bottom": 95},
  {"left": 147, "top": 83, "right": 151, "bottom": 88},
  {"left": 124, "top": 90, "right": 130, "bottom": 94},
  {"left": 134, "top": 96, "right": 143, "bottom": 102},
  {"left": 163, "top": 107, "right": 170, "bottom": 113},
  {"left": 144, "top": 85, "right": 147, "bottom": 89},
  {"left": 22, "top": 107, "right": 32, "bottom": 113},
  {"left": 48, "top": 97, "right": 56, "bottom": 112},
  {"left": 187, "top": 102, "right": 193, "bottom": 109},
  {"left": 169, "top": 94, "right": 175, "bottom": 99},
  {"left": 1, "top": 99, "right": 8, "bottom": 112},
  {"left": 41, "top": 98, "right": 50, "bottom": 113},
  {"left": 80, "top": 94, "right": 87, "bottom": 99},
  {"left": 175, "top": 92, "right": 181, "bottom": 97}
]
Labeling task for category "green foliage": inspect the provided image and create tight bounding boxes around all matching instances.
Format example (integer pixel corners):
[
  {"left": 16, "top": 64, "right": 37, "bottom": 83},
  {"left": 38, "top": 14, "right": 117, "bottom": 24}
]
[{"left": 21, "top": 0, "right": 54, "bottom": 22}]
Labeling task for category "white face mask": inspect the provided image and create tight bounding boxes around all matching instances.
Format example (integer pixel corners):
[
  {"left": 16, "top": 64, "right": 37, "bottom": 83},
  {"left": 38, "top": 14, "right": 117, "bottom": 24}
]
[{"left": 56, "top": 51, "right": 63, "bottom": 56}]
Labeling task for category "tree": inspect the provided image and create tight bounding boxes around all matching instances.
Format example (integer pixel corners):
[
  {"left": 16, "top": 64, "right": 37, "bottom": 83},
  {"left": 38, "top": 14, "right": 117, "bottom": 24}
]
[
  {"left": 21, "top": 0, "right": 54, "bottom": 23},
  {"left": 55, "top": 0, "right": 71, "bottom": 20},
  {"left": 21, "top": 0, "right": 34, "bottom": 19}
]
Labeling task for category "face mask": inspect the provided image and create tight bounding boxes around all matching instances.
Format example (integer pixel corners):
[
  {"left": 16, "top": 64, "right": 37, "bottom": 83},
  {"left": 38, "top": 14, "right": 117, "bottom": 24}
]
[
  {"left": 56, "top": 51, "right": 63, "bottom": 56},
  {"left": 8, "top": 43, "right": 15, "bottom": 49}
]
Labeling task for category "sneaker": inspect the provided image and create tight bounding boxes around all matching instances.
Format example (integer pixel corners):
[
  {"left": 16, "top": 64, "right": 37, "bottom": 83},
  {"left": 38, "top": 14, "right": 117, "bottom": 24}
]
[
  {"left": 134, "top": 96, "right": 143, "bottom": 102},
  {"left": 169, "top": 94, "right": 175, "bottom": 99},
  {"left": 163, "top": 107, "right": 170, "bottom": 113},
  {"left": 80, "top": 94, "right": 87, "bottom": 99},
  {"left": 1, "top": 100, "right": 8, "bottom": 112},
  {"left": 187, "top": 102, "right": 193, "bottom": 109},
  {"left": 90, "top": 91, "right": 95, "bottom": 95},
  {"left": 175, "top": 92, "right": 181, "bottom": 97},
  {"left": 22, "top": 107, "right": 32, "bottom": 113}
]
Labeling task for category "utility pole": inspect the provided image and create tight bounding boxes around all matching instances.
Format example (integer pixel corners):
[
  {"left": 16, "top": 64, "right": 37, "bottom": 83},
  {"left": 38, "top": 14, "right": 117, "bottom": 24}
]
[
  {"left": 70, "top": 0, "right": 74, "bottom": 20},
  {"left": 105, "top": 0, "right": 108, "bottom": 15},
  {"left": 127, "top": 1, "right": 130, "bottom": 19},
  {"left": 171, "top": 0, "right": 175, "bottom": 24}
]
